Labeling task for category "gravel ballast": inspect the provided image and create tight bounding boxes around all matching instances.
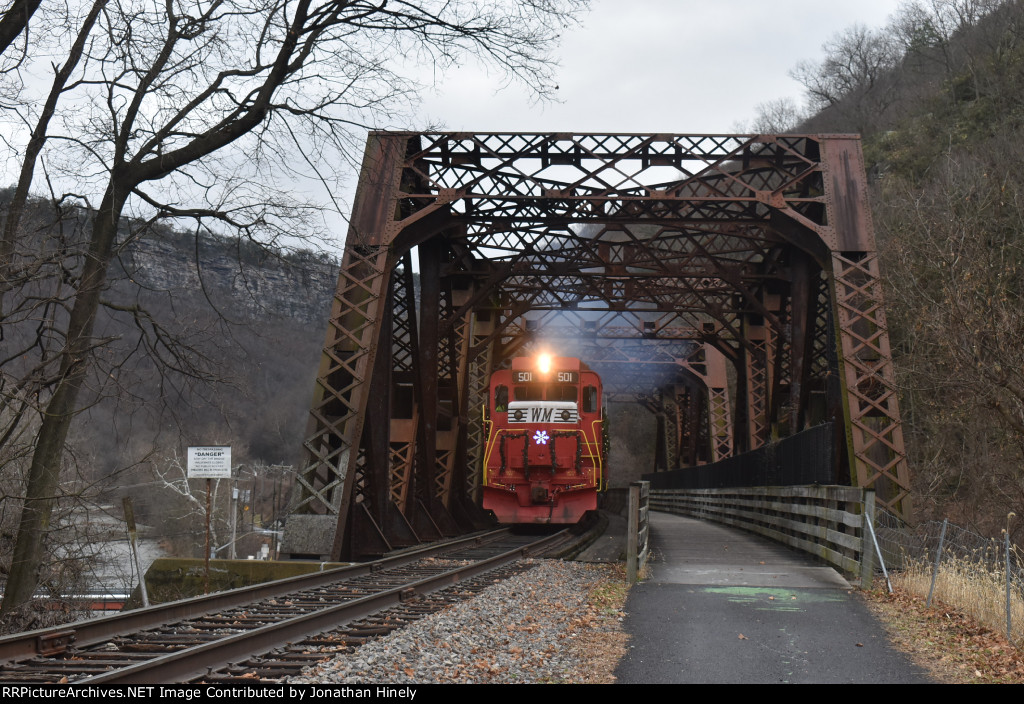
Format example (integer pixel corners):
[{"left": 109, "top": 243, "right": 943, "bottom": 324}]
[{"left": 287, "top": 559, "right": 628, "bottom": 684}]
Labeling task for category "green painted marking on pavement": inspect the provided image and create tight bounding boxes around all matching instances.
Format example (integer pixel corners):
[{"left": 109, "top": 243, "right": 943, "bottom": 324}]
[{"left": 701, "top": 586, "right": 846, "bottom": 609}]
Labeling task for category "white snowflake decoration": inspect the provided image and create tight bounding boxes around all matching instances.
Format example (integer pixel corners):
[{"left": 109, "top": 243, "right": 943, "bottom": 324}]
[{"left": 533, "top": 430, "right": 550, "bottom": 445}]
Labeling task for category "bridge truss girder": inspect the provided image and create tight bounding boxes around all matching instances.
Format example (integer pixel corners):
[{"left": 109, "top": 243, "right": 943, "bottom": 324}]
[{"left": 280, "top": 133, "right": 909, "bottom": 560}]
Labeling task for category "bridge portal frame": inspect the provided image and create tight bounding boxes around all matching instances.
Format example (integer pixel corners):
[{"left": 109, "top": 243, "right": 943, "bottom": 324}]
[{"left": 281, "top": 133, "right": 909, "bottom": 560}]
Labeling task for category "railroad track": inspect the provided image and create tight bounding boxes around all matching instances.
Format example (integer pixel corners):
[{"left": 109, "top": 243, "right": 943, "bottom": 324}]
[{"left": 0, "top": 527, "right": 575, "bottom": 684}]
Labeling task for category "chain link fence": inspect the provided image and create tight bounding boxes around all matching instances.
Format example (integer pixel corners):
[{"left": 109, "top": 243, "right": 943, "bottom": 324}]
[{"left": 872, "top": 508, "right": 1024, "bottom": 645}]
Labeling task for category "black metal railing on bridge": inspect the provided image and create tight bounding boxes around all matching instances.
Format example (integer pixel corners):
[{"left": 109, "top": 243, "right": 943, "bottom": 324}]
[{"left": 643, "top": 422, "right": 836, "bottom": 490}]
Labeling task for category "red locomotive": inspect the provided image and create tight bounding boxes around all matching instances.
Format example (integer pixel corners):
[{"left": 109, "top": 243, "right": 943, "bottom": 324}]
[{"left": 482, "top": 354, "right": 606, "bottom": 523}]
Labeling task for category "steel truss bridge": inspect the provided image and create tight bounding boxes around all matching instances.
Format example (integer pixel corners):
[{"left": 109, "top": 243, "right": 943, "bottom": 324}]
[{"left": 279, "top": 132, "right": 910, "bottom": 561}]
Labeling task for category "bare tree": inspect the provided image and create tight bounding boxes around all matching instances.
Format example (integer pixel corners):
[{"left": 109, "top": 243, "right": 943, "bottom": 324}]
[
  {"left": 0, "top": 0, "right": 107, "bottom": 285},
  {"left": 891, "top": 0, "right": 1006, "bottom": 102},
  {"left": 749, "top": 97, "right": 805, "bottom": 133},
  {"left": 0, "top": 0, "right": 587, "bottom": 615},
  {"left": 790, "top": 23, "right": 903, "bottom": 132},
  {"left": 149, "top": 451, "right": 228, "bottom": 556}
]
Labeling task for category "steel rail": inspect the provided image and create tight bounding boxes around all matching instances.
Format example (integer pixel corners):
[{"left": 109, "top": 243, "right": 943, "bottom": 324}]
[
  {"left": 80, "top": 529, "right": 570, "bottom": 683},
  {"left": 0, "top": 528, "right": 513, "bottom": 664}
]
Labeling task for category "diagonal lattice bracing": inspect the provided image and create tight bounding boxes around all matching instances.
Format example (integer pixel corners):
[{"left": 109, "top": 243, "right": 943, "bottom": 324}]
[{"left": 830, "top": 251, "right": 911, "bottom": 514}]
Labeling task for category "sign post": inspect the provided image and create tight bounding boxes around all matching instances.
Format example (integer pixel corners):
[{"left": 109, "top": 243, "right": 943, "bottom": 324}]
[
  {"left": 122, "top": 496, "right": 149, "bottom": 607},
  {"left": 187, "top": 446, "right": 231, "bottom": 594}
]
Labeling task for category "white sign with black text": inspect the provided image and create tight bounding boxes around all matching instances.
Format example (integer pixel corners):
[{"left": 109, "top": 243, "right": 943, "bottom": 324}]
[{"left": 187, "top": 446, "right": 232, "bottom": 479}]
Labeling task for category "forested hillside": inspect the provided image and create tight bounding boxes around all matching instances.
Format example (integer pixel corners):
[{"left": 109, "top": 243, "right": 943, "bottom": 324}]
[{"left": 767, "top": 0, "right": 1024, "bottom": 539}]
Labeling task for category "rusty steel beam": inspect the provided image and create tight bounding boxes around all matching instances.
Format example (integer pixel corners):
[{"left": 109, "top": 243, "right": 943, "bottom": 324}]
[
  {"left": 818, "top": 139, "right": 910, "bottom": 516},
  {"left": 280, "top": 135, "right": 405, "bottom": 560},
  {"left": 743, "top": 317, "right": 771, "bottom": 450}
]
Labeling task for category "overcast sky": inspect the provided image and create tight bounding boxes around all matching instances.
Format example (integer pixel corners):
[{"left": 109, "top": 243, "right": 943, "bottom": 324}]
[
  {"left": 4, "top": 1, "right": 909, "bottom": 248},
  {"left": 297, "top": 0, "right": 906, "bottom": 240},
  {"left": 415, "top": 0, "right": 906, "bottom": 133}
]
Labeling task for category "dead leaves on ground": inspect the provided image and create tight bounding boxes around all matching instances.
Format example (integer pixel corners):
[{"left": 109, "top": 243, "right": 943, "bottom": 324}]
[{"left": 864, "top": 584, "right": 1024, "bottom": 683}]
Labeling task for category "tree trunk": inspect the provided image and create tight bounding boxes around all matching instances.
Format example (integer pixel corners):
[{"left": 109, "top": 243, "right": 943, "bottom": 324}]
[
  {"left": 0, "top": 0, "right": 43, "bottom": 56},
  {"left": 1, "top": 184, "right": 126, "bottom": 614},
  {"left": 0, "top": 0, "right": 107, "bottom": 310}
]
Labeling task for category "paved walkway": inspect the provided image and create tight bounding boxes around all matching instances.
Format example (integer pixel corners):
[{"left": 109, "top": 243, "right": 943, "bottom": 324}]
[{"left": 608, "top": 512, "right": 933, "bottom": 684}]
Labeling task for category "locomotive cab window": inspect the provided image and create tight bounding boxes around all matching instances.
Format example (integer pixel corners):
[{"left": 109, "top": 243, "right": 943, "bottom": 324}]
[
  {"left": 513, "top": 385, "right": 544, "bottom": 401},
  {"left": 494, "top": 385, "right": 508, "bottom": 412},
  {"left": 583, "top": 385, "right": 598, "bottom": 414},
  {"left": 549, "top": 385, "right": 578, "bottom": 402}
]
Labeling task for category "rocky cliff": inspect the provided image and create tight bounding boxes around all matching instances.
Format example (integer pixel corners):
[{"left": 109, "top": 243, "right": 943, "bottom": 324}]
[{"left": 120, "top": 232, "right": 338, "bottom": 326}]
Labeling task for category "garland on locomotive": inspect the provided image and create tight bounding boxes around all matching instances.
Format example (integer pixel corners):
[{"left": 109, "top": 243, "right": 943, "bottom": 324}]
[{"left": 482, "top": 354, "right": 606, "bottom": 523}]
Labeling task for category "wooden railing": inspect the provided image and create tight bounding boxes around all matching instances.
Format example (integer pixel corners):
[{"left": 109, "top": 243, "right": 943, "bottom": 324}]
[{"left": 650, "top": 485, "right": 876, "bottom": 586}]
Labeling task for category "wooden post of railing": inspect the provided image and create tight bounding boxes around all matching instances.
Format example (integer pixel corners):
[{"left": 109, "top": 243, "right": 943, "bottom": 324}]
[{"left": 627, "top": 481, "right": 650, "bottom": 583}]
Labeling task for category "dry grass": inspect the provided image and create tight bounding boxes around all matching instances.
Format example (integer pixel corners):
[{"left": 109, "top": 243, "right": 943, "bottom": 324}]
[
  {"left": 889, "top": 548, "right": 1024, "bottom": 645},
  {"left": 863, "top": 580, "right": 1024, "bottom": 683}
]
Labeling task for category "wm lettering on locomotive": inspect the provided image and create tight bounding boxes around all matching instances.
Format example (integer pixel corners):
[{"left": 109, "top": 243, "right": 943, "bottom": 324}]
[{"left": 507, "top": 402, "right": 578, "bottom": 424}]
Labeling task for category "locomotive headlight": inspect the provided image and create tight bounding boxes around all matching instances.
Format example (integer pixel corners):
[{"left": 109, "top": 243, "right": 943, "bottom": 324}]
[{"left": 538, "top": 353, "right": 552, "bottom": 374}]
